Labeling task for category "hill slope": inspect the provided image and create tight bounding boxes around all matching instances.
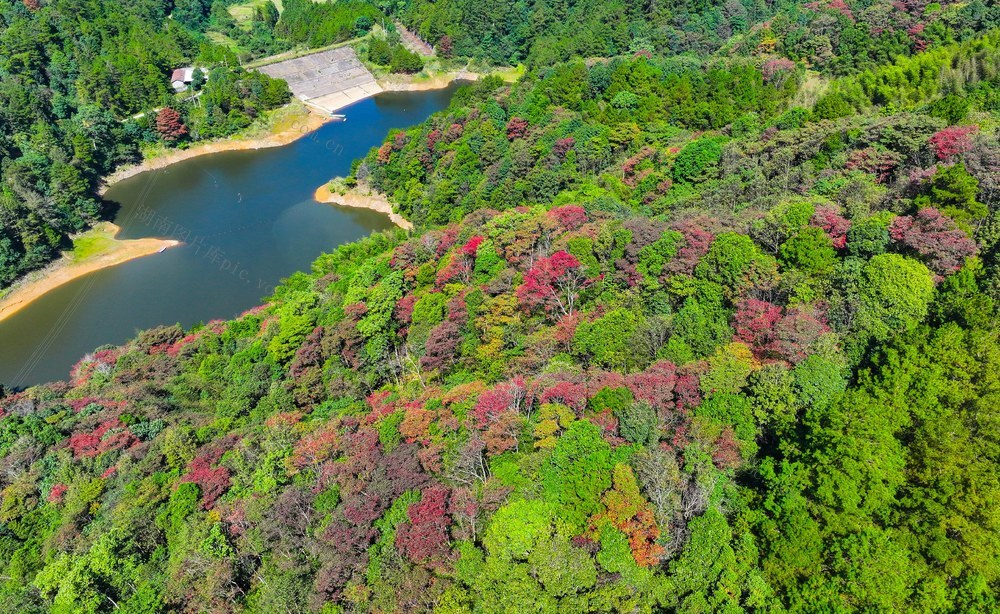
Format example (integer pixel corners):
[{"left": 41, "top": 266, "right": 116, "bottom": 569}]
[{"left": 3, "top": 6, "right": 1000, "bottom": 614}]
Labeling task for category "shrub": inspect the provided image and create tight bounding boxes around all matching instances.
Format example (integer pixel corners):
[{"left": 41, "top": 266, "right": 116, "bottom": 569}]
[{"left": 389, "top": 46, "right": 424, "bottom": 74}]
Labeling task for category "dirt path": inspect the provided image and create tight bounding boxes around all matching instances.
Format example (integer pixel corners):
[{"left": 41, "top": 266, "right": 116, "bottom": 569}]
[
  {"left": 394, "top": 20, "right": 434, "bottom": 56},
  {"left": 0, "top": 223, "right": 179, "bottom": 325}
]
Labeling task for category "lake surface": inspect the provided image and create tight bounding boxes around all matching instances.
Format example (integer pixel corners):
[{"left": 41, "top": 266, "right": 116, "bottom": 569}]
[{"left": 0, "top": 85, "right": 459, "bottom": 388}]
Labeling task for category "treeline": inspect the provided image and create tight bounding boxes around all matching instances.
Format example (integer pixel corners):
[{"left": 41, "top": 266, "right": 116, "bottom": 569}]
[
  {"left": 734, "top": 0, "right": 1000, "bottom": 76},
  {"left": 366, "top": 32, "right": 426, "bottom": 74},
  {"left": 391, "top": 0, "right": 757, "bottom": 66},
  {"left": 387, "top": 0, "right": 1000, "bottom": 74},
  {"left": 275, "top": 0, "right": 382, "bottom": 48},
  {"left": 357, "top": 34, "right": 999, "bottom": 234},
  {"left": 815, "top": 30, "right": 1000, "bottom": 118},
  {"left": 190, "top": 0, "right": 1000, "bottom": 76},
  {"left": 0, "top": 1, "right": 289, "bottom": 291},
  {"left": 201, "top": 0, "right": 385, "bottom": 60}
]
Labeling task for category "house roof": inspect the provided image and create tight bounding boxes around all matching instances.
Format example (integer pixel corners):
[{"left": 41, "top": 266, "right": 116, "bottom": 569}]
[{"left": 170, "top": 68, "right": 186, "bottom": 83}]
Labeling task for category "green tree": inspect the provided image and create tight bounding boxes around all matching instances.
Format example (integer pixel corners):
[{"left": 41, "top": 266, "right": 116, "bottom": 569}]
[
  {"left": 172, "top": 0, "right": 211, "bottom": 30},
  {"left": 667, "top": 508, "right": 769, "bottom": 612},
  {"left": 389, "top": 46, "right": 425, "bottom": 74},
  {"left": 573, "top": 309, "right": 640, "bottom": 370},
  {"left": 459, "top": 499, "right": 598, "bottom": 610},
  {"left": 541, "top": 420, "right": 615, "bottom": 528},
  {"left": 615, "top": 401, "right": 658, "bottom": 445},
  {"left": 855, "top": 254, "right": 935, "bottom": 341},
  {"left": 916, "top": 163, "right": 988, "bottom": 226},
  {"left": 668, "top": 282, "right": 733, "bottom": 360},
  {"left": 696, "top": 232, "right": 777, "bottom": 298},
  {"left": 847, "top": 214, "right": 892, "bottom": 257},
  {"left": 780, "top": 226, "right": 837, "bottom": 273},
  {"left": 672, "top": 138, "right": 723, "bottom": 183}
]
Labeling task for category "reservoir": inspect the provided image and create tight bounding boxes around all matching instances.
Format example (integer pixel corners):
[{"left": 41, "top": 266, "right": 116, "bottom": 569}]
[{"left": 0, "top": 85, "right": 459, "bottom": 388}]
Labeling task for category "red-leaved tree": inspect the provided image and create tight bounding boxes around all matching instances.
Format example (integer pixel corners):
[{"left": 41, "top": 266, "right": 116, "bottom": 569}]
[
  {"left": 732, "top": 299, "right": 783, "bottom": 359},
  {"left": 761, "top": 58, "right": 796, "bottom": 84},
  {"left": 181, "top": 455, "right": 231, "bottom": 508},
  {"left": 845, "top": 147, "right": 902, "bottom": 183},
  {"left": 516, "top": 251, "right": 590, "bottom": 317},
  {"left": 471, "top": 378, "right": 530, "bottom": 427},
  {"left": 811, "top": 206, "right": 851, "bottom": 249},
  {"left": 554, "top": 137, "right": 576, "bottom": 157},
  {"left": 774, "top": 306, "right": 830, "bottom": 363},
  {"left": 396, "top": 485, "right": 451, "bottom": 567},
  {"left": 155, "top": 107, "right": 188, "bottom": 142},
  {"left": 547, "top": 205, "right": 587, "bottom": 231},
  {"left": 506, "top": 117, "right": 529, "bottom": 140},
  {"left": 928, "top": 125, "right": 978, "bottom": 161},
  {"left": 420, "top": 320, "right": 461, "bottom": 371},
  {"left": 377, "top": 142, "right": 393, "bottom": 163},
  {"left": 460, "top": 235, "right": 484, "bottom": 257},
  {"left": 626, "top": 360, "right": 678, "bottom": 411},
  {"left": 889, "top": 207, "right": 977, "bottom": 278},
  {"left": 539, "top": 380, "right": 588, "bottom": 413},
  {"left": 436, "top": 35, "right": 453, "bottom": 58},
  {"left": 667, "top": 220, "right": 714, "bottom": 274}
]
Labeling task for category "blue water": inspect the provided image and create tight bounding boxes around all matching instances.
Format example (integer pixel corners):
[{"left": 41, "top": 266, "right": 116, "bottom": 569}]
[{"left": 0, "top": 86, "right": 458, "bottom": 388}]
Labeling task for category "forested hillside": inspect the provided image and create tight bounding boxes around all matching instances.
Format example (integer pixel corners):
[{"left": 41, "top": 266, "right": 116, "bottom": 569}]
[
  {"left": 0, "top": 1, "right": 290, "bottom": 291},
  {"left": 390, "top": 0, "right": 1000, "bottom": 69},
  {"left": 2, "top": 0, "right": 993, "bottom": 291},
  {"left": 4, "top": 0, "right": 1000, "bottom": 612}
]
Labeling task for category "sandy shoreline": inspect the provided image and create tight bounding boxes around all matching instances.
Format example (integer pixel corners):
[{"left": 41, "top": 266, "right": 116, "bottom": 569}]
[
  {"left": 0, "top": 223, "right": 179, "bottom": 324},
  {"left": 377, "top": 70, "right": 480, "bottom": 92},
  {"left": 98, "top": 72, "right": 470, "bottom": 191},
  {"left": 314, "top": 182, "right": 413, "bottom": 230},
  {"left": 0, "top": 103, "right": 327, "bottom": 326},
  {"left": 304, "top": 70, "right": 480, "bottom": 115},
  {"left": 99, "top": 106, "right": 330, "bottom": 193}
]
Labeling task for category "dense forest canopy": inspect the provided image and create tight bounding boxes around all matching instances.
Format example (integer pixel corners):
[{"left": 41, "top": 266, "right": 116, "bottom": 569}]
[
  {"left": 3, "top": 0, "right": 1000, "bottom": 612},
  {"left": 0, "top": 0, "right": 995, "bottom": 290},
  {"left": 388, "top": 0, "right": 1000, "bottom": 69}
]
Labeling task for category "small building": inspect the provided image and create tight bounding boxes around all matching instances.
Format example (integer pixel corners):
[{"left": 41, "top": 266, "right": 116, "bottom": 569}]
[{"left": 170, "top": 67, "right": 206, "bottom": 92}]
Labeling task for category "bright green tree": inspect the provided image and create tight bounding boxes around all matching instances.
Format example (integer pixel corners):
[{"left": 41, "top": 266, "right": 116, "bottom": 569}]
[
  {"left": 855, "top": 253, "right": 934, "bottom": 341},
  {"left": 541, "top": 420, "right": 615, "bottom": 528}
]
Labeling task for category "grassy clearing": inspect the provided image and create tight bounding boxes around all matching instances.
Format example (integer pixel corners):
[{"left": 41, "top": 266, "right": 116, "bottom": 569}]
[
  {"left": 241, "top": 99, "right": 314, "bottom": 138},
  {"left": 205, "top": 31, "right": 240, "bottom": 50},
  {"left": 137, "top": 141, "right": 172, "bottom": 162},
  {"left": 228, "top": 0, "right": 287, "bottom": 27},
  {"left": 69, "top": 225, "right": 117, "bottom": 263},
  {"left": 229, "top": 0, "right": 325, "bottom": 27},
  {"left": 792, "top": 70, "right": 829, "bottom": 109},
  {"left": 490, "top": 64, "right": 525, "bottom": 83}
]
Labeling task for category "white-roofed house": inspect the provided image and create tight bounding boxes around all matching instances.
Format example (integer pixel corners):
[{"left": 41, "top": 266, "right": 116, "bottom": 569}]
[{"left": 170, "top": 67, "right": 206, "bottom": 92}]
